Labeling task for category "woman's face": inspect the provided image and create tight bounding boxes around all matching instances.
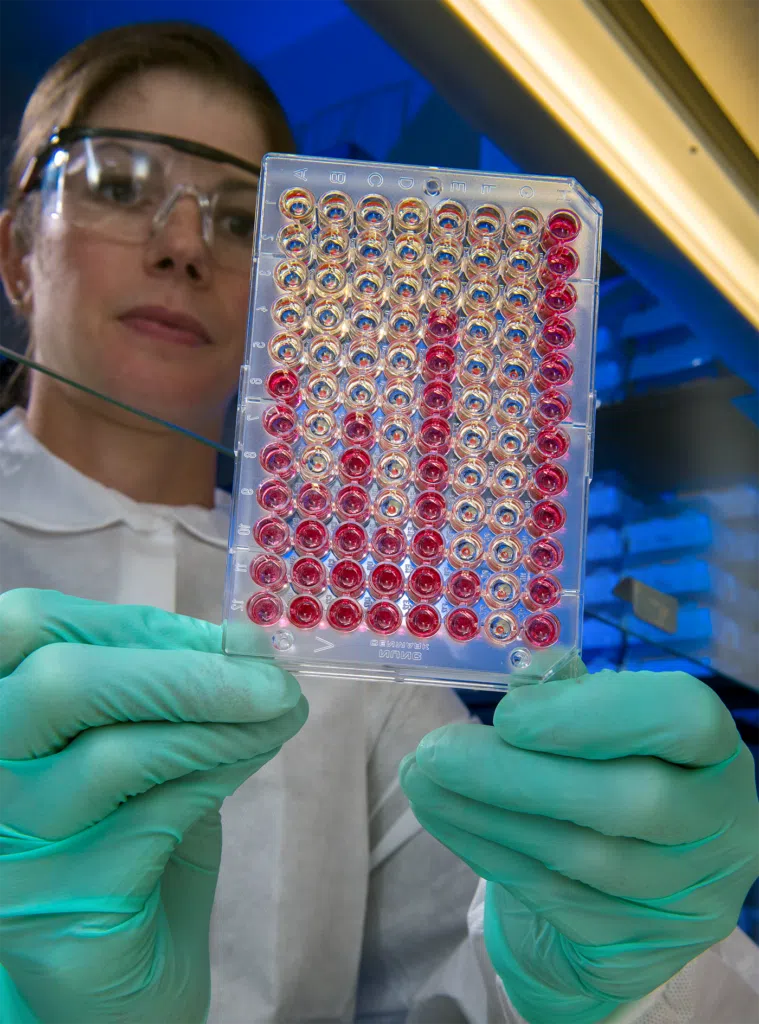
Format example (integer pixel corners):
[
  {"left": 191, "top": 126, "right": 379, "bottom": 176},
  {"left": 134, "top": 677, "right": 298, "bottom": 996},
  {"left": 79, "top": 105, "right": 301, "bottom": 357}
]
[{"left": 22, "top": 68, "right": 270, "bottom": 432}]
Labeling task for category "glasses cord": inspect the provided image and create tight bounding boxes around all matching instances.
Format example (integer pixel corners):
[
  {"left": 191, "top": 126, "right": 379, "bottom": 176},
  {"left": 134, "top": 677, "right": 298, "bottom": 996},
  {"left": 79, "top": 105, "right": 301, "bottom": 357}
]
[{"left": 0, "top": 344, "right": 235, "bottom": 458}]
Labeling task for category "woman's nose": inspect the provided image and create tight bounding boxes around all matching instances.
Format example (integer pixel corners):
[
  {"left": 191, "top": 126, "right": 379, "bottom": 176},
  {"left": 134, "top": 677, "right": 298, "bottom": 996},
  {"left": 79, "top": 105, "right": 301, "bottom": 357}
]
[{"left": 145, "top": 194, "right": 211, "bottom": 282}]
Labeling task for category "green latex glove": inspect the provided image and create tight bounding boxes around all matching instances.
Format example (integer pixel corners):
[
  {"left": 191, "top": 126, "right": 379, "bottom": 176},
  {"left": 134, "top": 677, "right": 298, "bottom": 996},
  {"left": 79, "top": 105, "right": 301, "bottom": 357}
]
[
  {"left": 0, "top": 588, "right": 308, "bottom": 1024},
  {"left": 400, "top": 668, "right": 759, "bottom": 1024}
]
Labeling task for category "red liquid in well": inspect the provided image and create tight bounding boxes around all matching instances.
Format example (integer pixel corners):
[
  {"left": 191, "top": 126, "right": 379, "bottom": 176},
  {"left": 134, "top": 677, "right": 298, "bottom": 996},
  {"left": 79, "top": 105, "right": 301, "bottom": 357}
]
[
  {"left": 290, "top": 556, "right": 327, "bottom": 595},
  {"left": 327, "top": 597, "right": 363, "bottom": 632},
  {"left": 265, "top": 368, "right": 300, "bottom": 405},
  {"left": 294, "top": 518, "right": 330, "bottom": 557},
  {"left": 544, "top": 209, "right": 580, "bottom": 243},
  {"left": 420, "top": 380, "right": 454, "bottom": 417},
  {"left": 528, "top": 500, "right": 567, "bottom": 535},
  {"left": 330, "top": 559, "right": 365, "bottom": 597},
  {"left": 246, "top": 593, "right": 283, "bottom": 626},
  {"left": 342, "top": 411, "right": 376, "bottom": 448},
  {"left": 262, "top": 403, "right": 299, "bottom": 441},
  {"left": 408, "top": 565, "right": 443, "bottom": 602},
  {"left": 532, "top": 427, "right": 570, "bottom": 461},
  {"left": 539, "top": 315, "right": 576, "bottom": 351},
  {"left": 371, "top": 525, "right": 407, "bottom": 562},
  {"left": 257, "top": 479, "right": 294, "bottom": 517},
  {"left": 367, "top": 601, "right": 402, "bottom": 635},
  {"left": 296, "top": 482, "right": 332, "bottom": 521},
  {"left": 417, "top": 417, "right": 452, "bottom": 455},
  {"left": 445, "top": 608, "right": 479, "bottom": 642},
  {"left": 412, "top": 491, "right": 448, "bottom": 528},
  {"left": 369, "top": 562, "right": 405, "bottom": 601},
  {"left": 526, "top": 537, "right": 564, "bottom": 573},
  {"left": 260, "top": 442, "right": 296, "bottom": 480},
  {"left": 249, "top": 553, "right": 288, "bottom": 591},
  {"left": 539, "top": 282, "right": 577, "bottom": 318},
  {"left": 446, "top": 570, "right": 481, "bottom": 606},
  {"left": 410, "top": 529, "right": 445, "bottom": 566},
  {"left": 332, "top": 522, "right": 369, "bottom": 560},
  {"left": 415, "top": 453, "right": 450, "bottom": 491},
  {"left": 422, "top": 344, "right": 457, "bottom": 383},
  {"left": 525, "top": 574, "right": 561, "bottom": 610},
  {"left": 524, "top": 612, "right": 560, "bottom": 648},
  {"left": 253, "top": 516, "right": 291, "bottom": 554},
  {"left": 544, "top": 244, "right": 579, "bottom": 279},
  {"left": 531, "top": 463, "right": 568, "bottom": 497},
  {"left": 335, "top": 485, "right": 372, "bottom": 523},
  {"left": 339, "top": 447, "right": 373, "bottom": 485},
  {"left": 532, "top": 390, "right": 571, "bottom": 428},
  {"left": 407, "top": 603, "right": 441, "bottom": 638},
  {"left": 288, "top": 595, "right": 323, "bottom": 629},
  {"left": 425, "top": 307, "right": 458, "bottom": 342},
  {"left": 536, "top": 354, "right": 574, "bottom": 390}
]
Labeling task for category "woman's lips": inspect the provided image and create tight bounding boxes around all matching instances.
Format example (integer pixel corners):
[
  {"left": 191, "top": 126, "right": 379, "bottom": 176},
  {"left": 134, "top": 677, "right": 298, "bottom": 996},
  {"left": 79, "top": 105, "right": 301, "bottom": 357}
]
[{"left": 119, "top": 307, "right": 212, "bottom": 347}]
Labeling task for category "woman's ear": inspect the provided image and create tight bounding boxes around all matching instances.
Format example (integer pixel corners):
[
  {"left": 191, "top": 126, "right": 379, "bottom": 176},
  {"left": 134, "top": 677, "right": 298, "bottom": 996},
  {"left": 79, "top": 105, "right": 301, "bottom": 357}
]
[{"left": 0, "top": 209, "right": 32, "bottom": 311}]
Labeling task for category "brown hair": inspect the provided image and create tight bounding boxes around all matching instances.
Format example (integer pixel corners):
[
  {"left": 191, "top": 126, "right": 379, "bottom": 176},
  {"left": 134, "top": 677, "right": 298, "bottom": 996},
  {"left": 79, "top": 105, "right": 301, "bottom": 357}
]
[{"left": 1, "top": 20, "right": 294, "bottom": 413}]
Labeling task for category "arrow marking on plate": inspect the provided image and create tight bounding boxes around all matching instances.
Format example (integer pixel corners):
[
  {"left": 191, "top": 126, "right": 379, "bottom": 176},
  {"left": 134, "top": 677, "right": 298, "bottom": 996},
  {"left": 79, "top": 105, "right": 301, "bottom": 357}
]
[{"left": 314, "top": 637, "right": 335, "bottom": 654}]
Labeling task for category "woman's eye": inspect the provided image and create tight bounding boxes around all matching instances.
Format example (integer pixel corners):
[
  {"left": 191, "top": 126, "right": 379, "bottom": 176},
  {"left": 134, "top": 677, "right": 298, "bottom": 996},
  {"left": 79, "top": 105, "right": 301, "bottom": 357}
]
[
  {"left": 93, "top": 176, "right": 141, "bottom": 205},
  {"left": 218, "top": 210, "right": 256, "bottom": 242}
]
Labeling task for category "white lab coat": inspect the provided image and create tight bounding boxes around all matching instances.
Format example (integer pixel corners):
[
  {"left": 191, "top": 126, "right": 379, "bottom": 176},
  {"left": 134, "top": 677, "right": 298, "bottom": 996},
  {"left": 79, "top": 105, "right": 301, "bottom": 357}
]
[{"left": 1, "top": 406, "right": 757, "bottom": 1024}]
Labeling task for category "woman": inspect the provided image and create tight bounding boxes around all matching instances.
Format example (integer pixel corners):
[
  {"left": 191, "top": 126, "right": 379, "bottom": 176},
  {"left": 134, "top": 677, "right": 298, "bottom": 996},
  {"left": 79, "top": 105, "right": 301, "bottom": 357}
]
[{"left": 1, "top": 21, "right": 757, "bottom": 1024}]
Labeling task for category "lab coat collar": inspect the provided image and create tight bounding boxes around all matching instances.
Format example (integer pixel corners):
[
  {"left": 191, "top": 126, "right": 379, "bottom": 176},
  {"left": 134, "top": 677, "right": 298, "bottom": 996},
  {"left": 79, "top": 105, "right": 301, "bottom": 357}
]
[{"left": 0, "top": 407, "right": 230, "bottom": 547}]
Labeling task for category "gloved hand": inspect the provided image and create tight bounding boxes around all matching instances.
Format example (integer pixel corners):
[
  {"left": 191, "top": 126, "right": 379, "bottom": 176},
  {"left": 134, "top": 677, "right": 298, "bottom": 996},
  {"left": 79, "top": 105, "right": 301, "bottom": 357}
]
[
  {"left": 400, "top": 668, "right": 759, "bottom": 1024},
  {"left": 0, "top": 588, "right": 308, "bottom": 1024}
]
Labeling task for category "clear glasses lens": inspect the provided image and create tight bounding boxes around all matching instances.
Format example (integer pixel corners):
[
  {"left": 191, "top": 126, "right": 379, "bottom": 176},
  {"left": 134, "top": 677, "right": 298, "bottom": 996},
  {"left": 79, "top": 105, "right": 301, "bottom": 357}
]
[{"left": 40, "top": 136, "right": 260, "bottom": 271}]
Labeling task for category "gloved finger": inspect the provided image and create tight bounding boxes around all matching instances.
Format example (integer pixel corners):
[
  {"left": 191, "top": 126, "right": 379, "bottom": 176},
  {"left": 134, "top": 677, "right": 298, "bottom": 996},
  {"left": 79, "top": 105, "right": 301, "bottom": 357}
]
[
  {"left": 404, "top": 802, "right": 726, "bottom": 949},
  {"left": 152, "top": 807, "right": 224, "bottom": 998},
  {"left": 484, "top": 883, "right": 694, "bottom": 1008},
  {"left": 2, "top": 695, "right": 309, "bottom": 840},
  {"left": 400, "top": 756, "right": 746, "bottom": 899},
  {"left": 0, "top": 588, "right": 230, "bottom": 676},
  {"left": 494, "top": 670, "right": 739, "bottom": 767},
  {"left": 412, "top": 723, "right": 739, "bottom": 844},
  {"left": 1, "top": 643, "right": 303, "bottom": 759},
  {"left": 1, "top": 741, "right": 305, "bottom": 919}
]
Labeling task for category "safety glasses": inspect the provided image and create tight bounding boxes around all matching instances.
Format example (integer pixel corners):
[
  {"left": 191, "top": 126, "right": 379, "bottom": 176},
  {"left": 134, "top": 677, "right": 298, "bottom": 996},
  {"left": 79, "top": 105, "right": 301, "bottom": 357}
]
[{"left": 19, "top": 127, "right": 263, "bottom": 273}]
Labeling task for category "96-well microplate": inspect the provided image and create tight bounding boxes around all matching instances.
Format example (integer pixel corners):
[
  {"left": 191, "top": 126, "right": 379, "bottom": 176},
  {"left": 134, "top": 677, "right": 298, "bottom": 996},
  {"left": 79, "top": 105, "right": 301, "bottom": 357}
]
[{"left": 223, "top": 155, "right": 601, "bottom": 690}]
